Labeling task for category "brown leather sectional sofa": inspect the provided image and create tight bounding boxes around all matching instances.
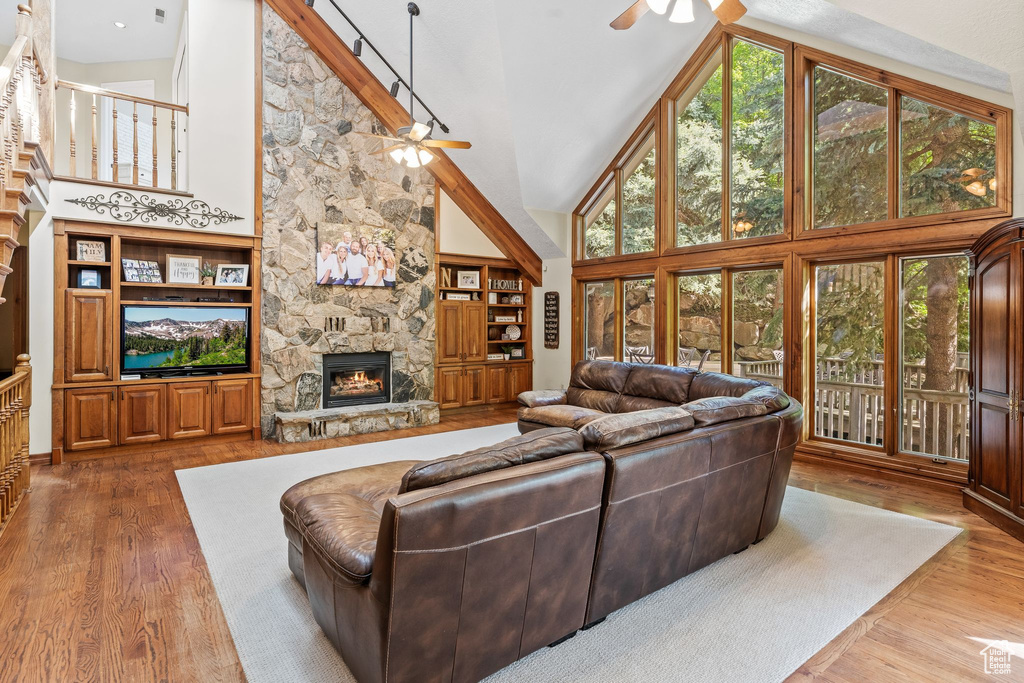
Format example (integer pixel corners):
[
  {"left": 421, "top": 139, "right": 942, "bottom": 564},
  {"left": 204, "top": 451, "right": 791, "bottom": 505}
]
[{"left": 280, "top": 360, "right": 802, "bottom": 683}]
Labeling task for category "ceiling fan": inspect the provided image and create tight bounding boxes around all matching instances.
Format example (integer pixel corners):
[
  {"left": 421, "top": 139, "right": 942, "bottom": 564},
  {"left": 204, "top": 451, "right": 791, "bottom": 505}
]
[
  {"left": 355, "top": 2, "right": 470, "bottom": 169},
  {"left": 611, "top": 0, "right": 747, "bottom": 30}
]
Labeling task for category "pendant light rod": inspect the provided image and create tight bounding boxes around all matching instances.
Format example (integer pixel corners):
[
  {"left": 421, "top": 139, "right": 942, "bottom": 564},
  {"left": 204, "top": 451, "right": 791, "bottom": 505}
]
[
  {"left": 409, "top": 2, "right": 417, "bottom": 129},
  {"left": 322, "top": 0, "right": 449, "bottom": 133}
]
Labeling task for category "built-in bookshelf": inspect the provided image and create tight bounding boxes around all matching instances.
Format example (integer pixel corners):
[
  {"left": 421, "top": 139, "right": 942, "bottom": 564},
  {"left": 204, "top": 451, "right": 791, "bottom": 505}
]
[
  {"left": 52, "top": 221, "right": 261, "bottom": 464},
  {"left": 435, "top": 253, "right": 533, "bottom": 409}
]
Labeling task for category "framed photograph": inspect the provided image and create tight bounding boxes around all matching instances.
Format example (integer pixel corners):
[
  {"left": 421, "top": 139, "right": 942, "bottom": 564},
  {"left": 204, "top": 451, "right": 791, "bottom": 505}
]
[
  {"left": 509, "top": 294, "right": 525, "bottom": 305},
  {"left": 141, "top": 260, "right": 163, "bottom": 283},
  {"left": 315, "top": 223, "right": 397, "bottom": 287},
  {"left": 457, "top": 270, "right": 480, "bottom": 289},
  {"left": 487, "top": 292, "right": 498, "bottom": 304},
  {"left": 216, "top": 263, "right": 250, "bottom": 287},
  {"left": 76, "top": 240, "right": 106, "bottom": 262},
  {"left": 122, "top": 258, "right": 141, "bottom": 282},
  {"left": 77, "top": 269, "right": 101, "bottom": 288},
  {"left": 510, "top": 347, "right": 525, "bottom": 359},
  {"left": 166, "top": 254, "right": 201, "bottom": 284}
]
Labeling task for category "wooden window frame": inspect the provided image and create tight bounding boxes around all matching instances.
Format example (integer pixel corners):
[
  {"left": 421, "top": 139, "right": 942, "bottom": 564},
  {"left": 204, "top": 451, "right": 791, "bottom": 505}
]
[{"left": 793, "top": 46, "right": 1012, "bottom": 240}]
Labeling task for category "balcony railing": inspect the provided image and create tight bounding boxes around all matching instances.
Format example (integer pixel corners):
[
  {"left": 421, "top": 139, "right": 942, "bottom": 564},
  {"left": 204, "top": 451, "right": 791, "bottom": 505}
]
[{"left": 55, "top": 79, "right": 187, "bottom": 192}]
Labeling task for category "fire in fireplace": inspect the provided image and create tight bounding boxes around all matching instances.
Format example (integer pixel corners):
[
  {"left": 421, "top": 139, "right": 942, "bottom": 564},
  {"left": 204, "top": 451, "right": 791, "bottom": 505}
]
[{"left": 322, "top": 352, "right": 391, "bottom": 408}]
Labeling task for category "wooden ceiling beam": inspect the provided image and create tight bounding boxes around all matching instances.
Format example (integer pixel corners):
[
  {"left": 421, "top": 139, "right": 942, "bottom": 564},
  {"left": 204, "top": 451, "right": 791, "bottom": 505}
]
[{"left": 265, "top": 0, "right": 544, "bottom": 285}]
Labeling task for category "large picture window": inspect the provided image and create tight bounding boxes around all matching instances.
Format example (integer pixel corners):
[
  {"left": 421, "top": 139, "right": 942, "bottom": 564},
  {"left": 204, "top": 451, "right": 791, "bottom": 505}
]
[
  {"left": 583, "top": 281, "right": 615, "bottom": 360},
  {"left": 732, "top": 268, "right": 784, "bottom": 386},
  {"left": 583, "top": 182, "right": 615, "bottom": 260},
  {"left": 624, "top": 278, "right": 655, "bottom": 361},
  {"left": 677, "top": 272, "right": 723, "bottom": 372},
  {"left": 676, "top": 51, "right": 724, "bottom": 248}
]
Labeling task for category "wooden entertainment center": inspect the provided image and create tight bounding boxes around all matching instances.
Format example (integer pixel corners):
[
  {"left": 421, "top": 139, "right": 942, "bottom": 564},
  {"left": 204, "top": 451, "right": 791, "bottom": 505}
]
[{"left": 52, "top": 221, "right": 261, "bottom": 463}]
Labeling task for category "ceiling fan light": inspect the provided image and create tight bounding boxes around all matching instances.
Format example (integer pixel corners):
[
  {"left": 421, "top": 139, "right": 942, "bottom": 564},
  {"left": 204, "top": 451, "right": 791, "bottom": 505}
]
[
  {"left": 389, "top": 148, "right": 405, "bottom": 163},
  {"left": 403, "top": 146, "right": 421, "bottom": 168},
  {"left": 707, "top": 0, "right": 723, "bottom": 8},
  {"left": 417, "top": 149, "right": 434, "bottom": 166},
  {"left": 669, "top": 0, "right": 694, "bottom": 22},
  {"left": 647, "top": 0, "right": 671, "bottom": 14}
]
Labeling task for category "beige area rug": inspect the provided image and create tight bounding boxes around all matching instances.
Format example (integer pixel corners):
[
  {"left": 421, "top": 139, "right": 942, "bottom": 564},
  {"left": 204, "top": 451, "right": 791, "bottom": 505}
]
[{"left": 176, "top": 423, "right": 961, "bottom": 682}]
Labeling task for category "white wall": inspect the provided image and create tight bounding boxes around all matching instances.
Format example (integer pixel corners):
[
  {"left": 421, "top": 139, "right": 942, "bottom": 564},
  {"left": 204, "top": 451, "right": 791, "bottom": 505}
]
[
  {"left": 437, "top": 189, "right": 503, "bottom": 258},
  {"left": 27, "top": 0, "right": 255, "bottom": 454},
  {"left": 528, "top": 208, "right": 572, "bottom": 391}
]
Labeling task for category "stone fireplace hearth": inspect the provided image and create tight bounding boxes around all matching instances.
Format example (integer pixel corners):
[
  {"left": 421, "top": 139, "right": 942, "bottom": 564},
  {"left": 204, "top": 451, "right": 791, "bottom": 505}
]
[
  {"left": 323, "top": 352, "right": 391, "bottom": 408},
  {"left": 260, "top": 5, "right": 439, "bottom": 443}
]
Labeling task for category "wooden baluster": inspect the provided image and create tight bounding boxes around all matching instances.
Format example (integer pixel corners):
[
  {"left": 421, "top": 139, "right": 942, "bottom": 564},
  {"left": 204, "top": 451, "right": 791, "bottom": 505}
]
[
  {"left": 90, "top": 93, "right": 97, "bottom": 179},
  {"left": 112, "top": 100, "right": 118, "bottom": 182},
  {"left": 170, "top": 110, "right": 177, "bottom": 190},
  {"left": 68, "top": 88, "right": 76, "bottom": 177},
  {"left": 132, "top": 101, "right": 138, "bottom": 185},
  {"left": 152, "top": 108, "right": 158, "bottom": 187}
]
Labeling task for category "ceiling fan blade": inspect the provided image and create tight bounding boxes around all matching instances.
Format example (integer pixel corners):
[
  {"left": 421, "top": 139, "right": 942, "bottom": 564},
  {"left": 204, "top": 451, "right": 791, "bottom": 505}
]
[
  {"left": 420, "top": 139, "right": 472, "bottom": 149},
  {"left": 379, "top": 144, "right": 405, "bottom": 155},
  {"left": 611, "top": 0, "right": 649, "bottom": 30},
  {"left": 353, "top": 131, "right": 404, "bottom": 142},
  {"left": 712, "top": 0, "right": 746, "bottom": 24}
]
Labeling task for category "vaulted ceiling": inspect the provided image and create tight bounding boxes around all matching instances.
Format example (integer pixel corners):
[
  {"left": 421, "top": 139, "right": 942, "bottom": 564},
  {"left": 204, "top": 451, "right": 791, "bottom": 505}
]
[{"left": 313, "top": 0, "right": 1021, "bottom": 258}]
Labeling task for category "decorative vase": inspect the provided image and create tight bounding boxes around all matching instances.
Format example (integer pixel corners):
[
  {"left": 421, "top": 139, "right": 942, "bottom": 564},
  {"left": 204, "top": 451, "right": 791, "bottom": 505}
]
[
  {"left": 503, "top": 353, "right": 510, "bottom": 361},
  {"left": 202, "top": 276, "right": 214, "bottom": 286}
]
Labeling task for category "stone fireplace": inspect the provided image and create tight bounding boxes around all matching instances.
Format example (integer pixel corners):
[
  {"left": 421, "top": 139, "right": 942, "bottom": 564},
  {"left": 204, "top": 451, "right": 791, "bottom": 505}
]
[
  {"left": 260, "top": 6, "right": 439, "bottom": 443},
  {"left": 323, "top": 352, "right": 391, "bottom": 408}
]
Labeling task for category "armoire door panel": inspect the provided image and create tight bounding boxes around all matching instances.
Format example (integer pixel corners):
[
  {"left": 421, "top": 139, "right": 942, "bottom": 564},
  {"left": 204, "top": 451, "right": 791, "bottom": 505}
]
[
  {"left": 66, "top": 388, "right": 117, "bottom": 451},
  {"left": 977, "top": 255, "right": 1010, "bottom": 396},
  {"left": 463, "top": 302, "right": 487, "bottom": 362},
  {"left": 438, "top": 367, "right": 463, "bottom": 409},
  {"left": 507, "top": 364, "right": 531, "bottom": 401},
  {"left": 486, "top": 366, "right": 507, "bottom": 404},
  {"left": 168, "top": 382, "right": 211, "bottom": 440},
  {"left": 975, "top": 401, "right": 1012, "bottom": 507},
  {"left": 65, "top": 289, "right": 113, "bottom": 382},
  {"left": 462, "top": 365, "right": 486, "bottom": 406},
  {"left": 213, "top": 378, "right": 253, "bottom": 435},
  {"left": 119, "top": 384, "right": 166, "bottom": 445},
  {"left": 438, "top": 301, "right": 463, "bottom": 363}
]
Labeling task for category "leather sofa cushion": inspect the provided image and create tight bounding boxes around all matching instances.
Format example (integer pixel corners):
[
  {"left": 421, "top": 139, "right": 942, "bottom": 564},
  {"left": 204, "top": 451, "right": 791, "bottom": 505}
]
[
  {"left": 518, "top": 404, "right": 607, "bottom": 429},
  {"left": 280, "top": 460, "right": 416, "bottom": 533},
  {"left": 518, "top": 389, "right": 567, "bottom": 408},
  {"left": 684, "top": 396, "right": 768, "bottom": 426},
  {"left": 614, "top": 395, "right": 678, "bottom": 412},
  {"left": 399, "top": 427, "right": 584, "bottom": 493},
  {"left": 742, "top": 384, "right": 791, "bottom": 412},
  {"left": 621, "top": 364, "right": 697, "bottom": 404},
  {"left": 579, "top": 407, "right": 695, "bottom": 451},
  {"left": 296, "top": 492, "right": 383, "bottom": 585},
  {"left": 566, "top": 387, "right": 620, "bottom": 412},
  {"left": 570, "top": 359, "right": 631, "bottom": 393},
  {"left": 687, "top": 372, "right": 767, "bottom": 400}
]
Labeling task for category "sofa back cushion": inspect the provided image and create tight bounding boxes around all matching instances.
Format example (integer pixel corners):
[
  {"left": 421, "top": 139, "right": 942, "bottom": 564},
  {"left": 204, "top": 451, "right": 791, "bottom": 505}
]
[
  {"left": 567, "top": 360, "right": 631, "bottom": 412},
  {"left": 579, "top": 407, "right": 695, "bottom": 451},
  {"left": 615, "top": 364, "right": 697, "bottom": 412},
  {"left": 684, "top": 396, "right": 768, "bottom": 426},
  {"left": 687, "top": 372, "right": 767, "bottom": 400},
  {"left": 399, "top": 427, "right": 584, "bottom": 493}
]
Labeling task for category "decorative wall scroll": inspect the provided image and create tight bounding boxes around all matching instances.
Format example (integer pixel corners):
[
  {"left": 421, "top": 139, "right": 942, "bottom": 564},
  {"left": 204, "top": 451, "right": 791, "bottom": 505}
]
[
  {"left": 544, "top": 291, "right": 559, "bottom": 349},
  {"left": 66, "top": 191, "right": 243, "bottom": 229}
]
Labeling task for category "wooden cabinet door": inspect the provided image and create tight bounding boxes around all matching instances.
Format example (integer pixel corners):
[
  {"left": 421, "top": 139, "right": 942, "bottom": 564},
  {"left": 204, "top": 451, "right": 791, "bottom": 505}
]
[
  {"left": 65, "top": 289, "right": 112, "bottom": 382},
  {"left": 213, "top": 378, "right": 253, "bottom": 435},
  {"left": 167, "top": 382, "right": 211, "bottom": 440},
  {"left": 462, "top": 302, "right": 487, "bottom": 362},
  {"left": 486, "top": 366, "right": 507, "bottom": 404},
  {"left": 119, "top": 384, "right": 166, "bottom": 445},
  {"left": 462, "top": 365, "right": 486, "bottom": 407},
  {"left": 973, "top": 251, "right": 1015, "bottom": 509},
  {"left": 507, "top": 363, "right": 532, "bottom": 401},
  {"left": 438, "top": 301, "right": 463, "bottom": 364},
  {"left": 438, "top": 367, "right": 463, "bottom": 409},
  {"left": 66, "top": 388, "right": 117, "bottom": 451}
]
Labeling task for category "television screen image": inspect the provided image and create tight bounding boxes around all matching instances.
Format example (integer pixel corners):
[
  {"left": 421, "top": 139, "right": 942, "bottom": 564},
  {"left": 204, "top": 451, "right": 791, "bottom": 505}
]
[
  {"left": 315, "top": 223, "right": 396, "bottom": 287},
  {"left": 122, "top": 306, "right": 249, "bottom": 373}
]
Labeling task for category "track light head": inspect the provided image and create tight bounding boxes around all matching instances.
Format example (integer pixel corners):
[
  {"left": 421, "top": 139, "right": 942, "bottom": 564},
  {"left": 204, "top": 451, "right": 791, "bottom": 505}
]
[
  {"left": 353, "top": 37, "right": 362, "bottom": 57},
  {"left": 438, "top": 122, "right": 450, "bottom": 134},
  {"left": 389, "top": 81, "right": 400, "bottom": 97},
  {"left": 304, "top": 0, "right": 314, "bottom": 6}
]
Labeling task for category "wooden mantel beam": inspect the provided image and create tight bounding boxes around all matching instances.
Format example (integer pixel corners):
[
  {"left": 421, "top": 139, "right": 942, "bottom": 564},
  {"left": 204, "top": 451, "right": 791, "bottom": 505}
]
[{"left": 265, "top": 0, "right": 543, "bottom": 285}]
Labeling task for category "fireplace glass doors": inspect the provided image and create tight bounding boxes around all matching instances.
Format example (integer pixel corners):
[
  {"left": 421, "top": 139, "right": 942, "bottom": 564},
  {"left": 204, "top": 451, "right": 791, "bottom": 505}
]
[{"left": 323, "top": 352, "right": 391, "bottom": 408}]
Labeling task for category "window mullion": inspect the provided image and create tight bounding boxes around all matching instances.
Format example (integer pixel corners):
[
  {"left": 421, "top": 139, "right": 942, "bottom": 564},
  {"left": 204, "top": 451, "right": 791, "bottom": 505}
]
[
  {"left": 887, "top": 86, "right": 900, "bottom": 221},
  {"left": 721, "top": 35, "right": 732, "bottom": 243}
]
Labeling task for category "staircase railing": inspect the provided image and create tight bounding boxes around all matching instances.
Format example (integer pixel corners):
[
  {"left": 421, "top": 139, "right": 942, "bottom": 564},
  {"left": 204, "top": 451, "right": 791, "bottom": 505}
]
[
  {"left": 0, "top": 355, "right": 31, "bottom": 535},
  {"left": 55, "top": 80, "right": 188, "bottom": 192}
]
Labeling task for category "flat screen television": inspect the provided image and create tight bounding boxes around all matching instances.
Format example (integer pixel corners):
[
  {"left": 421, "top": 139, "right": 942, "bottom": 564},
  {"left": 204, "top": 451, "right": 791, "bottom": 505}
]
[{"left": 121, "top": 305, "right": 250, "bottom": 376}]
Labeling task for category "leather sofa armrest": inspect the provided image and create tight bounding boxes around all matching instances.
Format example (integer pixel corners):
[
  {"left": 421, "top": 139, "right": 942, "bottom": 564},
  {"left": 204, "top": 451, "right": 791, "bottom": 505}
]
[
  {"left": 517, "top": 389, "right": 567, "bottom": 408},
  {"left": 297, "top": 492, "right": 383, "bottom": 587}
]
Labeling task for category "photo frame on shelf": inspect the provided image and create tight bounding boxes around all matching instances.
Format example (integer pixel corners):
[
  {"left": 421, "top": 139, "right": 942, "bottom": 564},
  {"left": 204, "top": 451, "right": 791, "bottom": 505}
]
[
  {"left": 122, "top": 258, "right": 162, "bottom": 283},
  {"left": 77, "top": 269, "right": 101, "bottom": 288},
  {"left": 75, "top": 240, "right": 106, "bottom": 262},
  {"left": 510, "top": 347, "right": 525, "bottom": 359},
  {"left": 166, "top": 254, "right": 202, "bottom": 284},
  {"left": 487, "top": 292, "right": 498, "bottom": 304},
  {"left": 509, "top": 294, "right": 524, "bottom": 305},
  {"left": 216, "top": 263, "right": 250, "bottom": 287},
  {"left": 457, "top": 270, "right": 480, "bottom": 289}
]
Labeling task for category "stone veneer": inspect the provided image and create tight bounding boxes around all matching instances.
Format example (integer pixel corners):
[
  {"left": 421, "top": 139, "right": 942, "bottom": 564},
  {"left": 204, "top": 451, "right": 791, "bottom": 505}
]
[{"left": 260, "top": 5, "right": 437, "bottom": 439}]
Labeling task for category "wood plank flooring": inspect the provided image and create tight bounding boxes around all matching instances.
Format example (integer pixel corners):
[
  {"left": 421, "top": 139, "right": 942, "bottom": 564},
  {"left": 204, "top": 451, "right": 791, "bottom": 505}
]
[{"left": 1, "top": 407, "right": 1022, "bottom": 682}]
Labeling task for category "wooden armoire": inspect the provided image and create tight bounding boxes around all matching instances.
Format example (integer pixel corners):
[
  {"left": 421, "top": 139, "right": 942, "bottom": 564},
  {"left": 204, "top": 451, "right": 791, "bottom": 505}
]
[{"left": 966, "top": 218, "right": 1024, "bottom": 543}]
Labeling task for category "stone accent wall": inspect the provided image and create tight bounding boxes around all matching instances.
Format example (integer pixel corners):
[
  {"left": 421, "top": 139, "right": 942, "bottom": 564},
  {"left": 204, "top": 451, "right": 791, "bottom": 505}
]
[{"left": 260, "top": 6, "right": 436, "bottom": 438}]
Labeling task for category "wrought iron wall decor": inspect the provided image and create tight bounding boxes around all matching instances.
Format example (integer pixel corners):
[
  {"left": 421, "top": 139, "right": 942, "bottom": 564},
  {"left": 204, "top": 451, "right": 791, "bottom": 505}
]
[{"left": 66, "top": 191, "right": 243, "bottom": 229}]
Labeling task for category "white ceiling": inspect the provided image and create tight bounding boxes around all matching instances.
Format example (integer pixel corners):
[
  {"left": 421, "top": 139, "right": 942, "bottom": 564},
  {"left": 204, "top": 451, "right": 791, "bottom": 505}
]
[
  {"left": 312, "top": 0, "right": 1021, "bottom": 258},
  {"left": 0, "top": 0, "right": 185, "bottom": 63}
]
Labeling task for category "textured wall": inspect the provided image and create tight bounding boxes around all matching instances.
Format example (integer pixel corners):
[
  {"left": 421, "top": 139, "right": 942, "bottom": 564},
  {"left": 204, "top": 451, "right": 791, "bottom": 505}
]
[{"left": 260, "top": 6, "right": 436, "bottom": 437}]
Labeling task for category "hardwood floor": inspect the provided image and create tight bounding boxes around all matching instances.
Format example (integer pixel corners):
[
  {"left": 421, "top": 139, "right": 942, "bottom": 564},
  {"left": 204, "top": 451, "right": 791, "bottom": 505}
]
[{"left": 0, "top": 407, "right": 1021, "bottom": 682}]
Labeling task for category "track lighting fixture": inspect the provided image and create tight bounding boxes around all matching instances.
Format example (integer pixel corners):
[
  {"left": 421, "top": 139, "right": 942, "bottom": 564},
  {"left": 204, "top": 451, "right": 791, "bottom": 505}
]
[
  {"left": 389, "top": 80, "right": 400, "bottom": 97},
  {"left": 353, "top": 37, "right": 362, "bottom": 57},
  {"left": 304, "top": 0, "right": 314, "bottom": 7}
]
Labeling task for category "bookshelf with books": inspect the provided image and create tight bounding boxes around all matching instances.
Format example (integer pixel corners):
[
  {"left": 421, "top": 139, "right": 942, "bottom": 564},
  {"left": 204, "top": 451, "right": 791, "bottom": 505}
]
[{"left": 436, "top": 253, "right": 532, "bottom": 409}]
